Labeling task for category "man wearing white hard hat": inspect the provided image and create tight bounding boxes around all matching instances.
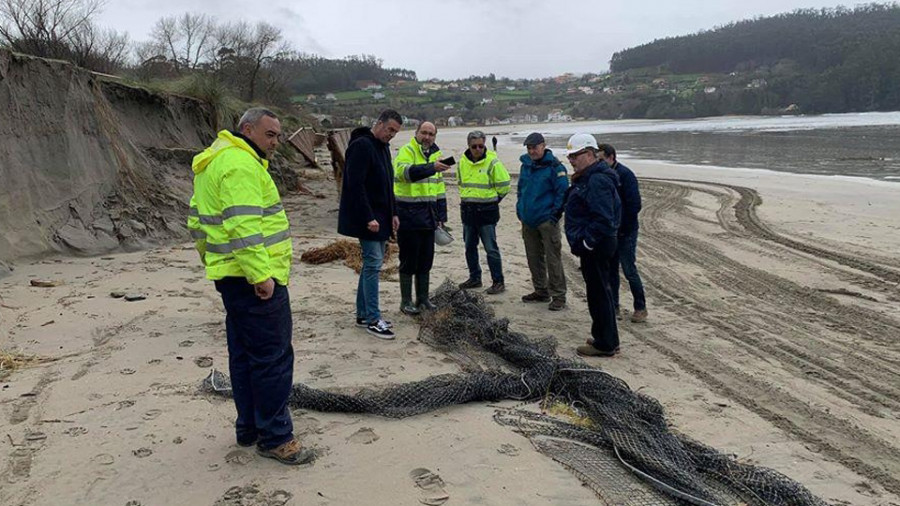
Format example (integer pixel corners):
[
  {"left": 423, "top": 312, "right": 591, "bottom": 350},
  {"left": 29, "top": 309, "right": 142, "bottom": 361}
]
[{"left": 562, "top": 133, "right": 622, "bottom": 357}]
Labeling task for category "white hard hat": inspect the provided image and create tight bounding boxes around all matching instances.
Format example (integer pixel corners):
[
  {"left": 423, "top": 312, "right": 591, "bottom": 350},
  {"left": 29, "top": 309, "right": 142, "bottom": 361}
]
[
  {"left": 434, "top": 227, "right": 454, "bottom": 246},
  {"left": 566, "top": 133, "right": 598, "bottom": 155}
]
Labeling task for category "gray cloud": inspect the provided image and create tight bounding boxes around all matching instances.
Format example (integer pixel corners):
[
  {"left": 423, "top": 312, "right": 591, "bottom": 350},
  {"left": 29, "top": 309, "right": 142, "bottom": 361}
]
[{"left": 96, "top": 0, "right": 853, "bottom": 79}]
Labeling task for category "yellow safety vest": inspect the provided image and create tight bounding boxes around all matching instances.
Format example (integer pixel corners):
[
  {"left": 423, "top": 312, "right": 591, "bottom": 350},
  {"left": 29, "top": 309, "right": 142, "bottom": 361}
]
[
  {"left": 458, "top": 151, "right": 511, "bottom": 203},
  {"left": 187, "top": 130, "right": 292, "bottom": 285},
  {"left": 393, "top": 137, "right": 445, "bottom": 203}
]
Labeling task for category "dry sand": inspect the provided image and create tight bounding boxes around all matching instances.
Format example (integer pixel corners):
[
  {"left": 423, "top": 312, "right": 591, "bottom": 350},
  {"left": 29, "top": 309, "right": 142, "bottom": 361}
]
[{"left": 1, "top": 129, "right": 900, "bottom": 505}]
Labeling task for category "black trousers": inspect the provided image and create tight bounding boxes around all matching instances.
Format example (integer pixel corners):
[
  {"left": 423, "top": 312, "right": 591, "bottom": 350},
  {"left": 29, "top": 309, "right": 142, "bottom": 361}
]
[
  {"left": 579, "top": 238, "right": 620, "bottom": 352},
  {"left": 215, "top": 277, "right": 294, "bottom": 450},
  {"left": 398, "top": 229, "right": 435, "bottom": 275}
]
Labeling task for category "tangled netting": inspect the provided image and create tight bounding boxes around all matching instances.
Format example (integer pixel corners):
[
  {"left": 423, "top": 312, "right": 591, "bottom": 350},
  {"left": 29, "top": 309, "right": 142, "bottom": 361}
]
[{"left": 207, "top": 282, "right": 826, "bottom": 506}]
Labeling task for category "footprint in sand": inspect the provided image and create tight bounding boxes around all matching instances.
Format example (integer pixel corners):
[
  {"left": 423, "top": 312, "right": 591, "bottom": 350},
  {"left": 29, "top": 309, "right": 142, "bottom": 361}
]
[
  {"left": 132, "top": 448, "right": 153, "bottom": 458},
  {"left": 64, "top": 426, "right": 88, "bottom": 437},
  {"left": 92, "top": 453, "right": 115, "bottom": 465},
  {"left": 409, "top": 468, "right": 450, "bottom": 506},
  {"left": 347, "top": 427, "right": 379, "bottom": 445},
  {"left": 178, "top": 340, "right": 195, "bottom": 348},
  {"left": 225, "top": 450, "right": 253, "bottom": 465},
  {"left": 142, "top": 409, "right": 162, "bottom": 421},
  {"left": 194, "top": 356, "right": 214, "bottom": 368}
]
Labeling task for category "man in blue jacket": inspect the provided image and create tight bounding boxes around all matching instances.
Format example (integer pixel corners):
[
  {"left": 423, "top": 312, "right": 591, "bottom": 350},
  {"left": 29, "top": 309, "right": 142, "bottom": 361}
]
[
  {"left": 599, "top": 144, "right": 647, "bottom": 323},
  {"left": 516, "top": 133, "right": 569, "bottom": 311},
  {"left": 564, "top": 133, "right": 622, "bottom": 357},
  {"left": 338, "top": 110, "right": 402, "bottom": 339}
]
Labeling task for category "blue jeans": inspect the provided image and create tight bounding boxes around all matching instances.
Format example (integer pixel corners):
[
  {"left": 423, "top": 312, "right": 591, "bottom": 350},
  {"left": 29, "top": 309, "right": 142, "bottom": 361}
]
[
  {"left": 463, "top": 223, "right": 504, "bottom": 283},
  {"left": 610, "top": 230, "right": 646, "bottom": 311},
  {"left": 356, "top": 239, "right": 385, "bottom": 323},
  {"left": 215, "top": 277, "right": 294, "bottom": 450}
]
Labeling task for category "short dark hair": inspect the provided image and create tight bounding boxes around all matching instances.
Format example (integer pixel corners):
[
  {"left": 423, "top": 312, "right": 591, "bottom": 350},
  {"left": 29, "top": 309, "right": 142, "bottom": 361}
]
[
  {"left": 377, "top": 109, "right": 403, "bottom": 125},
  {"left": 598, "top": 143, "right": 616, "bottom": 160}
]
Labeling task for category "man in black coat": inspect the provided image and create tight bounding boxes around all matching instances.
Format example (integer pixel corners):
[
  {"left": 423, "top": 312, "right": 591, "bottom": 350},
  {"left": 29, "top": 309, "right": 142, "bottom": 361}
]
[
  {"left": 338, "top": 109, "right": 402, "bottom": 339},
  {"left": 599, "top": 144, "right": 647, "bottom": 323}
]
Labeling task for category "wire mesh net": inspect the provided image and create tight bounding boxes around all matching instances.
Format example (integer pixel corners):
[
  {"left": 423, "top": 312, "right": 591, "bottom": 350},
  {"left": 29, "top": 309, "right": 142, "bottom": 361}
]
[{"left": 205, "top": 281, "right": 827, "bottom": 506}]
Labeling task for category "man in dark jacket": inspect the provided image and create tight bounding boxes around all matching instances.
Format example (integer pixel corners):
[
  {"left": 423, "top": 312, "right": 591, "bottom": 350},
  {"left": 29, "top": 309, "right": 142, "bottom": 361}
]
[
  {"left": 516, "top": 132, "right": 569, "bottom": 310},
  {"left": 338, "top": 109, "right": 402, "bottom": 339},
  {"left": 599, "top": 144, "right": 647, "bottom": 323},
  {"left": 563, "top": 133, "right": 622, "bottom": 357}
]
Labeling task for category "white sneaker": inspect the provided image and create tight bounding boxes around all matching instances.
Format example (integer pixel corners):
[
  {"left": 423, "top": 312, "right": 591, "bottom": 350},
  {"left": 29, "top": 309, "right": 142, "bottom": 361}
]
[{"left": 366, "top": 319, "right": 395, "bottom": 340}]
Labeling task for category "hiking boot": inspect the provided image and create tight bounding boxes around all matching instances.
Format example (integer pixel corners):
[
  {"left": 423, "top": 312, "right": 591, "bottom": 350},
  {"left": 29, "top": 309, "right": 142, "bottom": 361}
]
[
  {"left": 485, "top": 282, "right": 506, "bottom": 295},
  {"left": 576, "top": 345, "right": 620, "bottom": 357},
  {"left": 548, "top": 298, "right": 566, "bottom": 311},
  {"left": 458, "top": 278, "right": 483, "bottom": 290},
  {"left": 521, "top": 291, "right": 550, "bottom": 303},
  {"left": 631, "top": 309, "right": 648, "bottom": 323},
  {"left": 366, "top": 319, "right": 396, "bottom": 340},
  {"left": 256, "top": 438, "right": 316, "bottom": 466}
]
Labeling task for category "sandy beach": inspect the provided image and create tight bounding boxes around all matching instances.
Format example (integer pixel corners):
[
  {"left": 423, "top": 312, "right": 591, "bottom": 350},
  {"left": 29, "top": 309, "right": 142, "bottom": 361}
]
[{"left": 2, "top": 127, "right": 900, "bottom": 505}]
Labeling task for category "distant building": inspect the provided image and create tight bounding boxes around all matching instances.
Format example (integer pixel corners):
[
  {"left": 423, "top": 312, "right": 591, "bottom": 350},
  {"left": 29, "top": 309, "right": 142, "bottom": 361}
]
[
  {"left": 505, "top": 86, "right": 516, "bottom": 91},
  {"left": 448, "top": 116, "right": 464, "bottom": 127},
  {"left": 372, "top": 92, "right": 385, "bottom": 100},
  {"left": 578, "top": 86, "right": 594, "bottom": 95},
  {"left": 325, "top": 93, "right": 337, "bottom": 101},
  {"left": 747, "top": 79, "right": 767, "bottom": 89},
  {"left": 443, "top": 104, "right": 455, "bottom": 110},
  {"left": 547, "top": 110, "right": 572, "bottom": 122},
  {"left": 417, "top": 89, "right": 428, "bottom": 95},
  {"left": 356, "top": 80, "right": 383, "bottom": 90},
  {"left": 305, "top": 94, "right": 317, "bottom": 102},
  {"left": 423, "top": 83, "right": 444, "bottom": 91},
  {"left": 704, "top": 86, "right": 717, "bottom": 94}
]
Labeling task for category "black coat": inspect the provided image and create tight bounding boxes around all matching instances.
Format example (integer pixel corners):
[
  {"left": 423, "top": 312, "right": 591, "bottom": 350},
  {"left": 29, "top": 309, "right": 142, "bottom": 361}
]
[{"left": 338, "top": 127, "right": 397, "bottom": 241}]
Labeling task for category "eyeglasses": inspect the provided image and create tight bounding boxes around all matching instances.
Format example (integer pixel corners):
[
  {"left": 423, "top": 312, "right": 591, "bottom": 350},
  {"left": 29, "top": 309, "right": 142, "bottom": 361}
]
[
  {"left": 566, "top": 150, "right": 586, "bottom": 160},
  {"left": 469, "top": 144, "right": 485, "bottom": 150}
]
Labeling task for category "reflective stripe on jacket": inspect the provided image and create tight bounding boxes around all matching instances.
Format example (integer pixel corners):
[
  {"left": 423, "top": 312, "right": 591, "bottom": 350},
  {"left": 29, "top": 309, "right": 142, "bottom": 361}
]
[
  {"left": 187, "top": 130, "right": 292, "bottom": 285},
  {"left": 393, "top": 137, "right": 447, "bottom": 229},
  {"left": 457, "top": 150, "right": 510, "bottom": 204}
]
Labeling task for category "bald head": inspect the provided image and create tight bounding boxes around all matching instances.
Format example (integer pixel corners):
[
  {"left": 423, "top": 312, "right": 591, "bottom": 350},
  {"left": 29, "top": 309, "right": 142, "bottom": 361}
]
[{"left": 416, "top": 122, "right": 437, "bottom": 149}]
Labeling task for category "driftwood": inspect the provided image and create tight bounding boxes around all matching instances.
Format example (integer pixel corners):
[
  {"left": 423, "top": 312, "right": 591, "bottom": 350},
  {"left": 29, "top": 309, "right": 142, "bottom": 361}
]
[
  {"left": 327, "top": 129, "right": 352, "bottom": 195},
  {"left": 287, "top": 128, "right": 320, "bottom": 168}
]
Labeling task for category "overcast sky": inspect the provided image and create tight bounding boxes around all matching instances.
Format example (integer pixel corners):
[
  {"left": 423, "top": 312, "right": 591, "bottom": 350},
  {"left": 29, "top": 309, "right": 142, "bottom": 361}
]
[{"left": 97, "top": 0, "right": 857, "bottom": 79}]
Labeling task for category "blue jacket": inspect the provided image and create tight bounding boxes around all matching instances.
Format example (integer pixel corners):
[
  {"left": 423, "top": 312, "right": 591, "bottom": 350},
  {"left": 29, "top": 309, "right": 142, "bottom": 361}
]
[
  {"left": 611, "top": 161, "right": 641, "bottom": 236},
  {"left": 338, "top": 127, "right": 396, "bottom": 241},
  {"left": 516, "top": 149, "right": 569, "bottom": 228},
  {"left": 564, "top": 161, "right": 621, "bottom": 256}
]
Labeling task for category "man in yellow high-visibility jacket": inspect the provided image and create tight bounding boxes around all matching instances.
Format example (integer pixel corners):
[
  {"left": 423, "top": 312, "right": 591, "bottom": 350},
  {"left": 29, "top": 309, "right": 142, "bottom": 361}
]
[
  {"left": 393, "top": 122, "right": 451, "bottom": 315},
  {"left": 188, "top": 108, "right": 313, "bottom": 466},
  {"left": 457, "top": 130, "right": 511, "bottom": 294}
]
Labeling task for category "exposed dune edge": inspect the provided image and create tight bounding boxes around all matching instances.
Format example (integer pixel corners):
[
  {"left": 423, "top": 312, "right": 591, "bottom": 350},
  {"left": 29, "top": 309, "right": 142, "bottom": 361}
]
[{"left": 0, "top": 48, "right": 218, "bottom": 268}]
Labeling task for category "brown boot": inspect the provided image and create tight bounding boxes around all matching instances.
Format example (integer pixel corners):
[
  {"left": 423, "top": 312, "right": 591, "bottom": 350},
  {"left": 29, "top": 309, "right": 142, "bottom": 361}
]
[
  {"left": 548, "top": 298, "right": 566, "bottom": 311},
  {"left": 631, "top": 309, "right": 648, "bottom": 323},
  {"left": 576, "top": 345, "right": 620, "bottom": 357},
  {"left": 256, "top": 438, "right": 316, "bottom": 465}
]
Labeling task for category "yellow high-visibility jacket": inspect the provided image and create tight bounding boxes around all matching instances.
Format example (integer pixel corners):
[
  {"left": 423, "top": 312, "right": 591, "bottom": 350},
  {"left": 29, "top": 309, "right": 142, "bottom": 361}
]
[
  {"left": 187, "top": 130, "right": 292, "bottom": 285},
  {"left": 457, "top": 150, "right": 511, "bottom": 204},
  {"left": 393, "top": 137, "right": 447, "bottom": 229}
]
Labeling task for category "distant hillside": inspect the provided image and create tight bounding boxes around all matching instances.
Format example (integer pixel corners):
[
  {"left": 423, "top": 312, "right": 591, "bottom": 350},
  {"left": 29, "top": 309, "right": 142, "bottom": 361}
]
[{"left": 609, "top": 4, "right": 900, "bottom": 112}]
